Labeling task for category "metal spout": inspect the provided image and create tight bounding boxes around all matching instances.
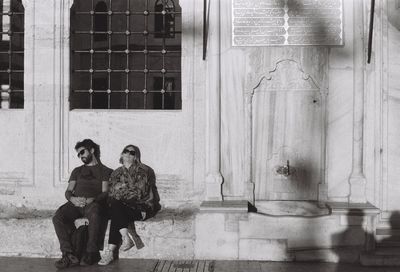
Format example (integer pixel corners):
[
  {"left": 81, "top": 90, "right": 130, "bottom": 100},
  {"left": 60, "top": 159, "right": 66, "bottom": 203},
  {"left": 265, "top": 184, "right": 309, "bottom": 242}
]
[{"left": 276, "top": 160, "right": 294, "bottom": 177}]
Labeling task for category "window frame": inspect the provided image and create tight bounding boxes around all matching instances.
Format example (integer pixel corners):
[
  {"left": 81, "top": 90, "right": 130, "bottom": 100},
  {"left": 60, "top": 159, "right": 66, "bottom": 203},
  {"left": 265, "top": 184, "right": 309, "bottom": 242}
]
[
  {"left": 69, "top": 0, "right": 182, "bottom": 110},
  {"left": 0, "top": 0, "right": 25, "bottom": 110}
]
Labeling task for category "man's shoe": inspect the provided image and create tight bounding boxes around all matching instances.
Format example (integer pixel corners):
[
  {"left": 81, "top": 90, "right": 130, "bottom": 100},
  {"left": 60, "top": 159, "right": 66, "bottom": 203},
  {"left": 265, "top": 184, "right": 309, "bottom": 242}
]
[
  {"left": 80, "top": 251, "right": 101, "bottom": 266},
  {"left": 98, "top": 249, "right": 114, "bottom": 265},
  {"left": 120, "top": 235, "right": 134, "bottom": 251},
  {"left": 54, "top": 253, "right": 79, "bottom": 269}
]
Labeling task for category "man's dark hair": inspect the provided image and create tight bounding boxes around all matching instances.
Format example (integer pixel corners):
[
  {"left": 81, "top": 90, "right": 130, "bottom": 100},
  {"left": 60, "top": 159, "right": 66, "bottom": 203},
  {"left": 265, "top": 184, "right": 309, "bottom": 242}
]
[{"left": 75, "top": 139, "right": 101, "bottom": 160}]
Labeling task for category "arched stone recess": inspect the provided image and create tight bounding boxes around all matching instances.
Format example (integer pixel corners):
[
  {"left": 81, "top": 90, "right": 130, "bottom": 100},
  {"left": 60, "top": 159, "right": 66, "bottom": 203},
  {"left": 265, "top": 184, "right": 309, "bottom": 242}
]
[{"left": 244, "top": 59, "right": 328, "bottom": 204}]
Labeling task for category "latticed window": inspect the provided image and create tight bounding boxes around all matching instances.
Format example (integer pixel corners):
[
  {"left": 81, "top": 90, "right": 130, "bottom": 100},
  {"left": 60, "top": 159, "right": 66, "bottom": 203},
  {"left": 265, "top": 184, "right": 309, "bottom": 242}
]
[
  {"left": 70, "top": 0, "right": 182, "bottom": 110},
  {"left": 0, "top": 0, "right": 24, "bottom": 109}
]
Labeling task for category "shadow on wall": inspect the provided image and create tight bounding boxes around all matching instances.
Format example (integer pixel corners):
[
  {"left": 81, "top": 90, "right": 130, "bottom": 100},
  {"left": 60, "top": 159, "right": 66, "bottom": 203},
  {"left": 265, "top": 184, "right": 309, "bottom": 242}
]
[
  {"left": 379, "top": 211, "right": 400, "bottom": 247},
  {"left": 286, "top": 158, "right": 317, "bottom": 199},
  {"left": 388, "top": 0, "right": 400, "bottom": 31},
  {"left": 331, "top": 209, "right": 373, "bottom": 270}
]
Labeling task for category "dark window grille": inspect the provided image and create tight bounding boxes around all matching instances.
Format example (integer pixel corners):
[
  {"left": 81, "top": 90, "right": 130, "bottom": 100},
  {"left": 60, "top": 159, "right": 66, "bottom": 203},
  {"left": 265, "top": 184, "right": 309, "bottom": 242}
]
[
  {"left": 70, "top": 0, "right": 182, "bottom": 110},
  {"left": 154, "top": 0, "right": 175, "bottom": 38},
  {"left": 94, "top": 2, "right": 108, "bottom": 41},
  {"left": 0, "top": 0, "right": 24, "bottom": 109}
]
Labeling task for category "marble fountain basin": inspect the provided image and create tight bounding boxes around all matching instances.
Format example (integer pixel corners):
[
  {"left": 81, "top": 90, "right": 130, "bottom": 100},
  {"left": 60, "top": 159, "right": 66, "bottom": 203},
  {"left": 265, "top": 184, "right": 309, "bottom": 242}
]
[{"left": 255, "top": 200, "right": 330, "bottom": 217}]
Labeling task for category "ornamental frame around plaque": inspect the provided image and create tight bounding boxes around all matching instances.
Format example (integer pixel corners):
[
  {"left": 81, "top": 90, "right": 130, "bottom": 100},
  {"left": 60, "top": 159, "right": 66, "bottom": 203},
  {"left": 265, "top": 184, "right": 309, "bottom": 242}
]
[{"left": 232, "top": 0, "right": 344, "bottom": 47}]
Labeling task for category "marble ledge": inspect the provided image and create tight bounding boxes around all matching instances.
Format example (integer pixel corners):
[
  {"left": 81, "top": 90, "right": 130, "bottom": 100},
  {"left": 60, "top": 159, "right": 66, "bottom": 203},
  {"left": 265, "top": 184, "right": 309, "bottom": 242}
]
[
  {"left": 327, "top": 202, "right": 380, "bottom": 216},
  {"left": 199, "top": 200, "right": 249, "bottom": 213}
]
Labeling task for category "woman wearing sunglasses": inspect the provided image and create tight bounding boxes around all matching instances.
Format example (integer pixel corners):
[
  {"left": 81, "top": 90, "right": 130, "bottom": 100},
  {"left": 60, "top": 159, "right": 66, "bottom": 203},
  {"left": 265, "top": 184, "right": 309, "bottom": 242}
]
[{"left": 98, "top": 144, "right": 160, "bottom": 265}]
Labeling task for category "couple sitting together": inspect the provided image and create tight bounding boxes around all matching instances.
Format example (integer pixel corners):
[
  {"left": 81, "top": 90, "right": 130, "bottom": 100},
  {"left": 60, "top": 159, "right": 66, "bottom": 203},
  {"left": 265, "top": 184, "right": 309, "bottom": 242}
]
[{"left": 52, "top": 139, "right": 160, "bottom": 269}]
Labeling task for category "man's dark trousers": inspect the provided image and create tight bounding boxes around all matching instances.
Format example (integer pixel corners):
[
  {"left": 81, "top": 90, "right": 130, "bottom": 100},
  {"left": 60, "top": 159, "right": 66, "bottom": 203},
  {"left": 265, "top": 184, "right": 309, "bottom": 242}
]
[{"left": 52, "top": 201, "right": 101, "bottom": 254}]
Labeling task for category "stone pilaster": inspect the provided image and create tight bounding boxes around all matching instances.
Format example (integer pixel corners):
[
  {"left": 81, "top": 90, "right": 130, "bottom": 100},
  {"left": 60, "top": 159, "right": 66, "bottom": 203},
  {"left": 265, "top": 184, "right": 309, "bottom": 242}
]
[
  {"left": 349, "top": 0, "right": 367, "bottom": 203},
  {"left": 205, "top": 0, "right": 223, "bottom": 200}
]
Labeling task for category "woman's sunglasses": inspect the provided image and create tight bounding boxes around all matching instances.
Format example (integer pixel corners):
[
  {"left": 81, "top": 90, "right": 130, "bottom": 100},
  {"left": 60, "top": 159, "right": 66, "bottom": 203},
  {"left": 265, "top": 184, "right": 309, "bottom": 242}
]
[{"left": 123, "top": 149, "right": 135, "bottom": 156}]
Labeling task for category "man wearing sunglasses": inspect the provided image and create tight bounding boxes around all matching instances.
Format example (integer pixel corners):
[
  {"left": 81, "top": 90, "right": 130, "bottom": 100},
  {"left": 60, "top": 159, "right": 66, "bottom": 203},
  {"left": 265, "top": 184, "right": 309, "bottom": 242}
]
[{"left": 52, "top": 139, "right": 113, "bottom": 269}]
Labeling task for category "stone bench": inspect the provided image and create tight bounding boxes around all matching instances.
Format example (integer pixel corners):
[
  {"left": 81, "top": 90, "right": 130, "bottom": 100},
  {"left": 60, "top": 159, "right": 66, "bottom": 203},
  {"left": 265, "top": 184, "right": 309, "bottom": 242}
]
[{"left": 0, "top": 205, "right": 197, "bottom": 259}]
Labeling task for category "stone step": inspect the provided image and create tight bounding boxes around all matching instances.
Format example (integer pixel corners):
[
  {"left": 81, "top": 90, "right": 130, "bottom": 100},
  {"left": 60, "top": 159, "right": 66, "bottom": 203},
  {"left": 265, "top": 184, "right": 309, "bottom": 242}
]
[
  {"left": 360, "top": 252, "right": 400, "bottom": 266},
  {"left": 255, "top": 201, "right": 329, "bottom": 217},
  {"left": 373, "top": 247, "right": 400, "bottom": 255},
  {"left": 238, "top": 212, "right": 336, "bottom": 248},
  {"left": 0, "top": 208, "right": 195, "bottom": 259},
  {"left": 376, "top": 228, "right": 400, "bottom": 236},
  {"left": 238, "top": 238, "right": 293, "bottom": 261},
  {"left": 377, "top": 240, "right": 400, "bottom": 247},
  {"left": 291, "top": 247, "right": 360, "bottom": 263}
]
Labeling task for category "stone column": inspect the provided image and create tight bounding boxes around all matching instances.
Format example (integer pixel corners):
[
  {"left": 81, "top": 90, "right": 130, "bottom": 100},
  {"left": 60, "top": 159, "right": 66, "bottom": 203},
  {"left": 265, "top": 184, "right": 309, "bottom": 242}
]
[
  {"left": 349, "top": 0, "right": 367, "bottom": 203},
  {"left": 205, "top": 0, "right": 223, "bottom": 201}
]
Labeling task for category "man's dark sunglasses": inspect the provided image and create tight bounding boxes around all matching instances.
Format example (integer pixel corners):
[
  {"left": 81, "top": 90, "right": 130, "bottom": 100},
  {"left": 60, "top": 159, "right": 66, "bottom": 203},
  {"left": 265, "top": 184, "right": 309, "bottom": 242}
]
[
  {"left": 77, "top": 149, "right": 87, "bottom": 158},
  {"left": 123, "top": 149, "right": 135, "bottom": 156}
]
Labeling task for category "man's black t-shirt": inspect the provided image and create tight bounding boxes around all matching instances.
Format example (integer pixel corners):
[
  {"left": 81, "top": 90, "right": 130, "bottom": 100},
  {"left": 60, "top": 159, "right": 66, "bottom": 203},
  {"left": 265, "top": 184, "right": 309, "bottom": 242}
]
[{"left": 68, "top": 164, "right": 113, "bottom": 198}]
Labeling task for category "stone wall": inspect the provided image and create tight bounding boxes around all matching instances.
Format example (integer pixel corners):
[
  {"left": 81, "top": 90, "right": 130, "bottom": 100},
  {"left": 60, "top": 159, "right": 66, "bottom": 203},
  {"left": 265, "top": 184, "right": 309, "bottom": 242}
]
[
  {"left": 0, "top": 0, "right": 206, "bottom": 210},
  {"left": 0, "top": 0, "right": 399, "bottom": 262},
  {"left": 195, "top": 209, "right": 372, "bottom": 262},
  {"left": 0, "top": 205, "right": 196, "bottom": 259}
]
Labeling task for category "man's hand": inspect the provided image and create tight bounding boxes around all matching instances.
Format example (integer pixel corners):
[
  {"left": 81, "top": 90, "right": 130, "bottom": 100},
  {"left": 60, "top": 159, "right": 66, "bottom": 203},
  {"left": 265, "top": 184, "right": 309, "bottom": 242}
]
[
  {"left": 70, "top": 196, "right": 86, "bottom": 207},
  {"left": 85, "top": 198, "right": 95, "bottom": 205}
]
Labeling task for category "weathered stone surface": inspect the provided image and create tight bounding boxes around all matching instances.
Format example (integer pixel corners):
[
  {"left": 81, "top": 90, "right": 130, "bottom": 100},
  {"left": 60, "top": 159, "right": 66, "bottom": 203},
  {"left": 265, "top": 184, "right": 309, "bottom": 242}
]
[
  {"left": 135, "top": 208, "right": 196, "bottom": 239},
  {"left": 0, "top": 204, "right": 53, "bottom": 219},
  {"left": 239, "top": 212, "right": 369, "bottom": 254},
  {"left": 294, "top": 247, "right": 361, "bottom": 263},
  {"left": 0, "top": 218, "right": 59, "bottom": 257},
  {"left": 360, "top": 252, "right": 400, "bottom": 266},
  {"left": 195, "top": 213, "right": 239, "bottom": 260},
  {"left": 152, "top": 237, "right": 194, "bottom": 259},
  {"left": 239, "top": 238, "right": 293, "bottom": 261},
  {"left": 255, "top": 201, "right": 329, "bottom": 217},
  {"left": 0, "top": 208, "right": 196, "bottom": 259}
]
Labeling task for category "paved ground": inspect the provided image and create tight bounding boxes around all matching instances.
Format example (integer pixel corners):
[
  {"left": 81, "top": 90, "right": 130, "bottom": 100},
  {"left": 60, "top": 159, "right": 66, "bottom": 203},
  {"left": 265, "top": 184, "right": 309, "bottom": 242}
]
[{"left": 0, "top": 257, "right": 399, "bottom": 272}]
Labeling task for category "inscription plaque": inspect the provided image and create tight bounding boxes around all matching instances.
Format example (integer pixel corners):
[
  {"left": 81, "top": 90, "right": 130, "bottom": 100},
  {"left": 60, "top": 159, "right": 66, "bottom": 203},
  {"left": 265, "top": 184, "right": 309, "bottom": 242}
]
[{"left": 232, "top": 0, "right": 343, "bottom": 46}]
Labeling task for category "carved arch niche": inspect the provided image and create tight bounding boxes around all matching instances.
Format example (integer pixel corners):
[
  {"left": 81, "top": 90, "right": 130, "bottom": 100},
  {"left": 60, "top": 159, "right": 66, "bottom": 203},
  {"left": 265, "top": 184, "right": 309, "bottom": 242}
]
[{"left": 245, "top": 59, "right": 327, "bottom": 201}]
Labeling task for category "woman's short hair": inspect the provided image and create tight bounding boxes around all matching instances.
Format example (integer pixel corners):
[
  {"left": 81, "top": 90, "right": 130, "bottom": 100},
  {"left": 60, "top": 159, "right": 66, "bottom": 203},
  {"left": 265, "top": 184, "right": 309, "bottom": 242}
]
[{"left": 119, "top": 144, "right": 141, "bottom": 164}]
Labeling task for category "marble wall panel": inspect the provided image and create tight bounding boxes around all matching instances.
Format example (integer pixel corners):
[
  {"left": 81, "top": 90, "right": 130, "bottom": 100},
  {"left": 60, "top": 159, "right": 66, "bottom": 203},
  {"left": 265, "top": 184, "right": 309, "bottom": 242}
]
[
  {"left": 387, "top": 78, "right": 400, "bottom": 211},
  {"left": 220, "top": 0, "right": 247, "bottom": 197},
  {"left": 251, "top": 61, "right": 323, "bottom": 200},
  {"left": 220, "top": 0, "right": 331, "bottom": 200},
  {"left": 68, "top": 111, "right": 194, "bottom": 201},
  {"left": 239, "top": 213, "right": 367, "bottom": 249},
  {"left": 317, "top": 0, "right": 354, "bottom": 202},
  {"left": 326, "top": 69, "right": 353, "bottom": 201},
  {"left": 0, "top": 0, "right": 205, "bottom": 209},
  {"left": 383, "top": 3, "right": 400, "bottom": 212},
  {"left": 0, "top": 113, "right": 24, "bottom": 175}
]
